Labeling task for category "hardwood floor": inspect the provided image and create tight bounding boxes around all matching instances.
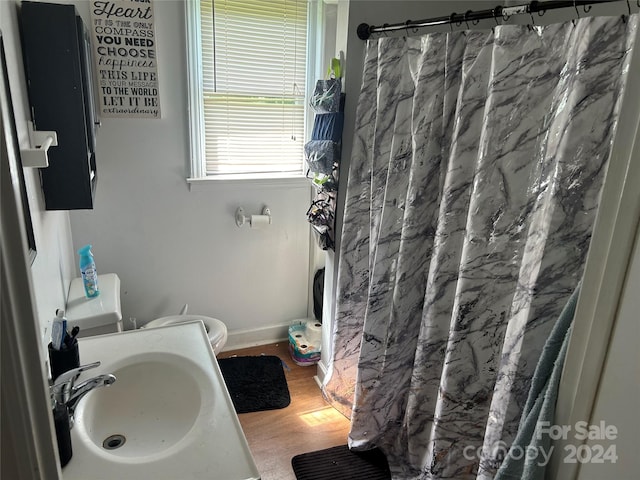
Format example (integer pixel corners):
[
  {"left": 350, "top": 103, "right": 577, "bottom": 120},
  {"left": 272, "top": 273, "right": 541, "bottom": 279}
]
[{"left": 218, "top": 342, "right": 351, "bottom": 480}]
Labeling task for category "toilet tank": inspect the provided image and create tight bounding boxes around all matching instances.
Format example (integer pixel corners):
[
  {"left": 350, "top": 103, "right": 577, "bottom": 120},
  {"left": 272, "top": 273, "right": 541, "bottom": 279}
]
[{"left": 66, "top": 273, "right": 123, "bottom": 337}]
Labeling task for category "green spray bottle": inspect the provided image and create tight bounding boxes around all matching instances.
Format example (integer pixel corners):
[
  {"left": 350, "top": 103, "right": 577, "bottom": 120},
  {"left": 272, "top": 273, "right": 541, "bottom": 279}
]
[{"left": 78, "top": 244, "right": 99, "bottom": 298}]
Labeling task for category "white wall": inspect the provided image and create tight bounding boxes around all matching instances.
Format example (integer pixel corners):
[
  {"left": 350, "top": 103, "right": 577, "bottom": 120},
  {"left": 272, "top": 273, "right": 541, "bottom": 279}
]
[
  {"left": 68, "top": 0, "right": 314, "bottom": 343},
  {"left": 1, "top": 0, "right": 76, "bottom": 360}
]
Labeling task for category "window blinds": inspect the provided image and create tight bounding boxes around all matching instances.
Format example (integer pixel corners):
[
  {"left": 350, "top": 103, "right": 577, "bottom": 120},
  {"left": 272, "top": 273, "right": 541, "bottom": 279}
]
[{"left": 200, "top": 0, "right": 308, "bottom": 175}]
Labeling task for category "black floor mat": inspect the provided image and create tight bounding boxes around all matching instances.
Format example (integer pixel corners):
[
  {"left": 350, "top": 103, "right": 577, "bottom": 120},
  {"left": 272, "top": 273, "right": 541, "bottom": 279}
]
[
  {"left": 217, "top": 355, "right": 290, "bottom": 414},
  {"left": 292, "top": 445, "right": 391, "bottom": 480}
]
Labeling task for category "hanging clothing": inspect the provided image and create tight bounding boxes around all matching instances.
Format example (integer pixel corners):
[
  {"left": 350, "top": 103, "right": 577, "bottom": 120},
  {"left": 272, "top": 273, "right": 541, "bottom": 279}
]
[{"left": 323, "top": 14, "right": 637, "bottom": 480}]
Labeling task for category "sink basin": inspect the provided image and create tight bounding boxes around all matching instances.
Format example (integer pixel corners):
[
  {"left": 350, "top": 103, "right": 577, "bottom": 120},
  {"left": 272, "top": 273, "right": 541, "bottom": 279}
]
[
  {"left": 62, "top": 322, "right": 260, "bottom": 480},
  {"left": 75, "top": 354, "right": 204, "bottom": 458}
]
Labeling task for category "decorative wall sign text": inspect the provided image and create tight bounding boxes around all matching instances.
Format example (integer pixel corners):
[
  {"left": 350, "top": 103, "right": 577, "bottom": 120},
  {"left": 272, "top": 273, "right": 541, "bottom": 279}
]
[{"left": 90, "top": 0, "right": 161, "bottom": 118}]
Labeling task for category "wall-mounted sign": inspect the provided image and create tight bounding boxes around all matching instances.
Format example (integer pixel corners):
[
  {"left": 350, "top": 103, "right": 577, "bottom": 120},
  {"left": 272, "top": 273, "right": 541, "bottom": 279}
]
[{"left": 90, "top": 0, "right": 161, "bottom": 118}]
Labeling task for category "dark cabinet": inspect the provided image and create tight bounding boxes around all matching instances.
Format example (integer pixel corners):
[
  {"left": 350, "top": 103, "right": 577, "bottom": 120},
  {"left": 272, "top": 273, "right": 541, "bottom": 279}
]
[{"left": 20, "top": 1, "right": 99, "bottom": 210}]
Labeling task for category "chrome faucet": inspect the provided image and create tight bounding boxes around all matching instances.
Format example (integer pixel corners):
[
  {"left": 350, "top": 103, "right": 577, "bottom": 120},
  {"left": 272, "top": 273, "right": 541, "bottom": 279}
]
[{"left": 51, "top": 362, "right": 116, "bottom": 427}]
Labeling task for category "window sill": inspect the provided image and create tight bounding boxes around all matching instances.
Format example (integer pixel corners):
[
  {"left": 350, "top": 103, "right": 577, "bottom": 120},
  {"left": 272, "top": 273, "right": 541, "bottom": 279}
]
[{"left": 187, "top": 173, "right": 311, "bottom": 190}]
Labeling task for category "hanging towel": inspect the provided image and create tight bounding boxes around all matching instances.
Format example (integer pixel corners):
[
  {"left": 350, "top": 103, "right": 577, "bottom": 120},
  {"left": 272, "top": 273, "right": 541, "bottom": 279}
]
[{"left": 495, "top": 285, "right": 580, "bottom": 480}]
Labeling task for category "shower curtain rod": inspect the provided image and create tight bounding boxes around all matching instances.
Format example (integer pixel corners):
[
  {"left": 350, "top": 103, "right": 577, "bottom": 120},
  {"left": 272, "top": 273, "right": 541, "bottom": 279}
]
[{"left": 357, "top": 0, "right": 625, "bottom": 40}]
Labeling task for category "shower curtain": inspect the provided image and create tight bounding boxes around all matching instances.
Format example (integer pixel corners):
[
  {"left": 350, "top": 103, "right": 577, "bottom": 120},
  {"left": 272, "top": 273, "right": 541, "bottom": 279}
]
[{"left": 323, "top": 14, "right": 637, "bottom": 480}]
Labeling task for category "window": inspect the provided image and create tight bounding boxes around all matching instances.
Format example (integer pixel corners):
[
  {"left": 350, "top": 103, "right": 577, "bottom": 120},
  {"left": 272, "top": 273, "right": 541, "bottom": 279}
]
[{"left": 187, "top": 0, "right": 314, "bottom": 180}]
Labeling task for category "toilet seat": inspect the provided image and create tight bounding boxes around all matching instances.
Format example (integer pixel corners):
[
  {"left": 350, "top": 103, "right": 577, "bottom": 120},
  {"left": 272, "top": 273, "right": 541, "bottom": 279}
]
[{"left": 145, "top": 315, "right": 227, "bottom": 354}]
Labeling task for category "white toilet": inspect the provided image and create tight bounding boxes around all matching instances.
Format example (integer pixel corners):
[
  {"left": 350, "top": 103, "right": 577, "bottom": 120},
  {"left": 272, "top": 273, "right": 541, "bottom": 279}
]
[
  {"left": 144, "top": 313, "right": 227, "bottom": 355},
  {"left": 65, "top": 273, "right": 228, "bottom": 355}
]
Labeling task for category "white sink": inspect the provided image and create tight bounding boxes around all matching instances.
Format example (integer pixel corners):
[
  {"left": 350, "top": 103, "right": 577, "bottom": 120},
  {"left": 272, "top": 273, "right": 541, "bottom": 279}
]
[
  {"left": 76, "top": 354, "right": 203, "bottom": 458},
  {"left": 62, "top": 322, "right": 260, "bottom": 480}
]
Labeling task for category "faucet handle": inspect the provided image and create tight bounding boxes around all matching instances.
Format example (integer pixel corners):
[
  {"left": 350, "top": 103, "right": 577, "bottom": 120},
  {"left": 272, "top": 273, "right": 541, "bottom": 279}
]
[{"left": 51, "top": 362, "right": 101, "bottom": 403}]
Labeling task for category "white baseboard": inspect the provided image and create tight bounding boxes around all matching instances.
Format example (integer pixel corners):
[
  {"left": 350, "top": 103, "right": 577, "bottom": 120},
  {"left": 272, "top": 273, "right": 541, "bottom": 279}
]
[
  {"left": 315, "top": 358, "right": 328, "bottom": 385},
  {"left": 222, "top": 323, "right": 291, "bottom": 352}
]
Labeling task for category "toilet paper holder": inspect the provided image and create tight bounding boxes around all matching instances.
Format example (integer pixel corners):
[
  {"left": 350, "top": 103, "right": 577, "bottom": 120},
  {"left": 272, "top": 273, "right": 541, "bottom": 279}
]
[{"left": 235, "top": 206, "right": 272, "bottom": 228}]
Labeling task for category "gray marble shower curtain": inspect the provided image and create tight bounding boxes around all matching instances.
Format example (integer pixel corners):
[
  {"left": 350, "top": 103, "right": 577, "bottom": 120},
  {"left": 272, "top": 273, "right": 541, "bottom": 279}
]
[{"left": 323, "top": 15, "right": 637, "bottom": 480}]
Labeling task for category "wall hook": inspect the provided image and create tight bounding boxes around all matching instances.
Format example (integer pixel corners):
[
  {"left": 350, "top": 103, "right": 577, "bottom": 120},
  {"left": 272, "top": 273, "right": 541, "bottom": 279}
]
[{"left": 21, "top": 121, "right": 58, "bottom": 168}]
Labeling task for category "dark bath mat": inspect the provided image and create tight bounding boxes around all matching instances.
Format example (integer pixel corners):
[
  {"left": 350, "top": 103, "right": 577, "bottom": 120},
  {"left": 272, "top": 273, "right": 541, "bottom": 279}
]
[
  {"left": 292, "top": 444, "right": 391, "bottom": 480},
  {"left": 217, "top": 355, "right": 291, "bottom": 414}
]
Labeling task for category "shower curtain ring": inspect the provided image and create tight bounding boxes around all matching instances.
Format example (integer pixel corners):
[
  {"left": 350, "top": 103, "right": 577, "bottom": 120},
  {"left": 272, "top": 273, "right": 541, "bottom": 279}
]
[
  {"left": 529, "top": 0, "right": 539, "bottom": 24},
  {"left": 493, "top": 7, "right": 501, "bottom": 26},
  {"left": 405, "top": 20, "right": 411, "bottom": 37},
  {"left": 464, "top": 10, "right": 472, "bottom": 29},
  {"left": 449, "top": 13, "right": 456, "bottom": 32}
]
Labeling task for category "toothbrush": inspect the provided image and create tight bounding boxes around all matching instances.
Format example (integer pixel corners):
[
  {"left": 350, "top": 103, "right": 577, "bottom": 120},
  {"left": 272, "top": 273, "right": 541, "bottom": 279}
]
[
  {"left": 51, "top": 309, "right": 66, "bottom": 350},
  {"left": 64, "top": 326, "right": 80, "bottom": 348}
]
